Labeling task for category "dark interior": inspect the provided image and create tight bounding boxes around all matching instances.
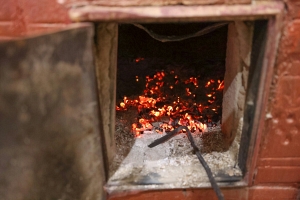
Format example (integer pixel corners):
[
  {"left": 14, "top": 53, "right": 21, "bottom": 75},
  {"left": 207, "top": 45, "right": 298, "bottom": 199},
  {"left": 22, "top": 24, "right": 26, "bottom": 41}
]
[{"left": 116, "top": 23, "right": 228, "bottom": 126}]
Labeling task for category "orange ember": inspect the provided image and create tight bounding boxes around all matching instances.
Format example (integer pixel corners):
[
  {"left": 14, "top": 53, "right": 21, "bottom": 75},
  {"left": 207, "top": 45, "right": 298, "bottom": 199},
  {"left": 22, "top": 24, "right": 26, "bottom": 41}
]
[
  {"left": 135, "top": 58, "right": 144, "bottom": 62},
  {"left": 217, "top": 80, "right": 224, "bottom": 90},
  {"left": 116, "top": 70, "right": 224, "bottom": 137}
]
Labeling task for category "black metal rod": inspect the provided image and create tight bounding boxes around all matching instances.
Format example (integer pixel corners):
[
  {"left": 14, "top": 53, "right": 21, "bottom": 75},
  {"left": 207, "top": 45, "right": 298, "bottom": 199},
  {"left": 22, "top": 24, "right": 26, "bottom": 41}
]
[
  {"left": 148, "top": 125, "right": 225, "bottom": 200},
  {"left": 148, "top": 126, "right": 185, "bottom": 148}
]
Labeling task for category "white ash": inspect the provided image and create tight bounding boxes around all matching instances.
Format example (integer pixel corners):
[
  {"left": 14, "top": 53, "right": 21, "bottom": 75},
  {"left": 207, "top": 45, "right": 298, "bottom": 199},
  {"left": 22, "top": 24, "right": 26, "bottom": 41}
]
[
  {"left": 228, "top": 117, "right": 243, "bottom": 164},
  {"left": 107, "top": 125, "right": 242, "bottom": 194}
]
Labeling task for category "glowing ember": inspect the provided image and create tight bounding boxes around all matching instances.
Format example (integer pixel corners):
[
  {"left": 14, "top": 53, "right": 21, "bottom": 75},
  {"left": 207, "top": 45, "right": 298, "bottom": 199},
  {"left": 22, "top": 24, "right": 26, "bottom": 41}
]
[
  {"left": 116, "top": 70, "right": 224, "bottom": 137},
  {"left": 135, "top": 58, "right": 144, "bottom": 62},
  {"left": 217, "top": 80, "right": 224, "bottom": 90}
]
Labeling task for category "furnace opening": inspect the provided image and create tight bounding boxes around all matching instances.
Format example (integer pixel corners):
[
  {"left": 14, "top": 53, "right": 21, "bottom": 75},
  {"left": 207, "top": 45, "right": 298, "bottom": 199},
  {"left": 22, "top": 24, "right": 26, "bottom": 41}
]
[{"left": 107, "top": 21, "right": 256, "bottom": 192}]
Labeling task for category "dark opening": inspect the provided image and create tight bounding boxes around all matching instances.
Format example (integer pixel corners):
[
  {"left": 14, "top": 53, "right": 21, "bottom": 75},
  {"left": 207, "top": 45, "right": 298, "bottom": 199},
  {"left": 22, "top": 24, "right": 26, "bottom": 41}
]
[
  {"left": 109, "top": 20, "right": 272, "bottom": 191},
  {"left": 116, "top": 23, "right": 227, "bottom": 138},
  {"left": 111, "top": 22, "right": 236, "bottom": 181},
  {"left": 105, "top": 19, "right": 270, "bottom": 193}
]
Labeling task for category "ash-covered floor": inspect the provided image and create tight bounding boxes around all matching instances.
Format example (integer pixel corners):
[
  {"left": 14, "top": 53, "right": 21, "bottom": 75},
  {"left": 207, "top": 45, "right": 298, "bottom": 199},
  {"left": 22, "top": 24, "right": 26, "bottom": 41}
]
[{"left": 106, "top": 125, "right": 243, "bottom": 194}]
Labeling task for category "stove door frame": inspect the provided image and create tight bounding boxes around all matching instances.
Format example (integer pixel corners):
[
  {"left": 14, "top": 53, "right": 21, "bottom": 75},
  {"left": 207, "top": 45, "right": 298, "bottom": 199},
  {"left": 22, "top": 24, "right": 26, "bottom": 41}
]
[{"left": 73, "top": 2, "right": 284, "bottom": 187}]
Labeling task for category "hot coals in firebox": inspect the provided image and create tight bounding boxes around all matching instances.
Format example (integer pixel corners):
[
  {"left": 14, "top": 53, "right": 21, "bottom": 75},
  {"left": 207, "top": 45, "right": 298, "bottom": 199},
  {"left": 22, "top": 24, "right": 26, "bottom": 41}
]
[{"left": 116, "top": 70, "right": 224, "bottom": 137}]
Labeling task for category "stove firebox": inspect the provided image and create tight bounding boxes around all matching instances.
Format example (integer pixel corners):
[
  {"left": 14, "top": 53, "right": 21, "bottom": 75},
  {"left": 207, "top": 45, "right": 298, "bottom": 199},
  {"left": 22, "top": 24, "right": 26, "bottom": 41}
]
[{"left": 105, "top": 20, "right": 268, "bottom": 194}]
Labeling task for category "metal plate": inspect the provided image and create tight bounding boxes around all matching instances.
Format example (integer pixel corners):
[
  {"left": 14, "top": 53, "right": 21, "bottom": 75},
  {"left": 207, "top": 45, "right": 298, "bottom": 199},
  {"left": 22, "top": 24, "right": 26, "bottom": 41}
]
[{"left": 0, "top": 23, "right": 106, "bottom": 200}]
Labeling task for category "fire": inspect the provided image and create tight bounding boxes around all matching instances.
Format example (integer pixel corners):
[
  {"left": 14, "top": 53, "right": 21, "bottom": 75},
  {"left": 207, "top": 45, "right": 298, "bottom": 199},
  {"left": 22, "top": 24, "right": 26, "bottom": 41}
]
[
  {"left": 116, "top": 70, "right": 224, "bottom": 137},
  {"left": 205, "top": 81, "right": 211, "bottom": 87},
  {"left": 217, "top": 80, "right": 224, "bottom": 90},
  {"left": 135, "top": 58, "right": 144, "bottom": 62}
]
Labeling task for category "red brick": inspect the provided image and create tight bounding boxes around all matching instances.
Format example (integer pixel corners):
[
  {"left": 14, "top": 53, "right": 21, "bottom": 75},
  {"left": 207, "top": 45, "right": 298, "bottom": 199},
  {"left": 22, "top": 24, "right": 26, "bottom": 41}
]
[
  {"left": 254, "top": 166, "right": 300, "bottom": 184},
  {"left": 275, "top": 77, "right": 300, "bottom": 109},
  {"left": 0, "top": 0, "right": 14, "bottom": 21},
  {"left": 0, "top": 36, "right": 16, "bottom": 41},
  {"left": 248, "top": 186, "right": 299, "bottom": 199},
  {"left": 286, "top": 20, "right": 300, "bottom": 55},
  {"left": 287, "top": 0, "right": 300, "bottom": 19},
  {"left": 27, "top": 23, "right": 68, "bottom": 35},
  {"left": 108, "top": 186, "right": 299, "bottom": 200},
  {"left": 289, "top": 60, "right": 300, "bottom": 76},
  {"left": 0, "top": 22, "right": 16, "bottom": 36},
  {"left": 109, "top": 188, "right": 248, "bottom": 200},
  {"left": 260, "top": 77, "right": 300, "bottom": 158},
  {"left": 279, "top": 60, "right": 300, "bottom": 76},
  {"left": 17, "top": 0, "right": 70, "bottom": 24},
  {"left": 258, "top": 157, "right": 300, "bottom": 166}
]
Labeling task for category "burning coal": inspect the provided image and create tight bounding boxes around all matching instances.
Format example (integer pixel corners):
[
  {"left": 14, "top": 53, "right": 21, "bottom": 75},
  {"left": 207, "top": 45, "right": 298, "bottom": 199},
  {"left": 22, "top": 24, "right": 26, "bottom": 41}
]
[{"left": 116, "top": 69, "right": 224, "bottom": 137}]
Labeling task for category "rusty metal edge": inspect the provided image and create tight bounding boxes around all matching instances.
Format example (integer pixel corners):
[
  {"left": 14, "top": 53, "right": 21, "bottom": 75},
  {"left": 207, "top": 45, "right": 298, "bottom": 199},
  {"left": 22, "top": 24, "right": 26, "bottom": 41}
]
[
  {"left": 69, "top": 1, "right": 284, "bottom": 23},
  {"left": 105, "top": 181, "right": 248, "bottom": 199},
  {"left": 0, "top": 23, "right": 94, "bottom": 42},
  {"left": 246, "top": 7, "right": 284, "bottom": 186}
]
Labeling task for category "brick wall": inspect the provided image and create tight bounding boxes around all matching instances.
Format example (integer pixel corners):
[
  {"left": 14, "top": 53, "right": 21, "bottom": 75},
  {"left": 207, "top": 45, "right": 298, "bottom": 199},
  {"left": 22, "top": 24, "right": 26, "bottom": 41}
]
[
  {"left": 0, "top": 0, "right": 299, "bottom": 198},
  {"left": 254, "top": 0, "right": 300, "bottom": 186},
  {"left": 0, "top": 0, "right": 70, "bottom": 40}
]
